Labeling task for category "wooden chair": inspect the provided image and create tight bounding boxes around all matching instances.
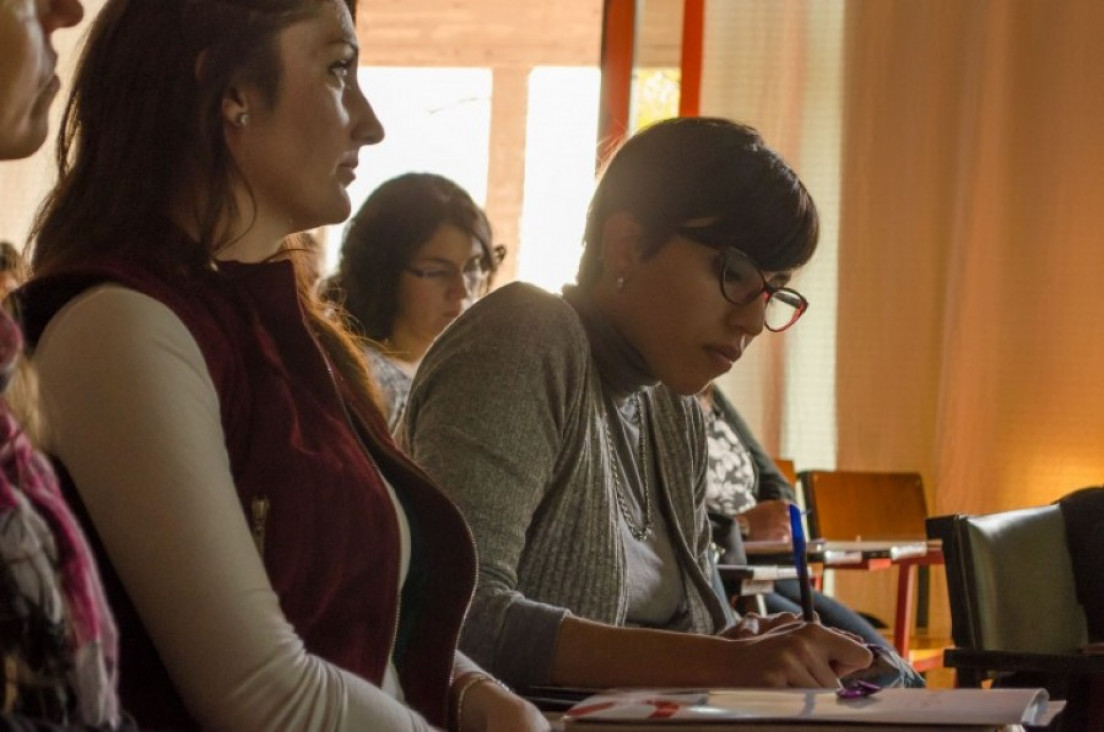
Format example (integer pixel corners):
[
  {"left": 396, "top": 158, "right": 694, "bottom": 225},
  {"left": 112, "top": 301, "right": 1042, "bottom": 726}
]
[
  {"left": 772, "top": 457, "right": 798, "bottom": 487},
  {"left": 928, "top": 505, "right": 1104, "bottom": 730},
  {"left": 798, "top": 469, "right": 947, "bottom": 672}
]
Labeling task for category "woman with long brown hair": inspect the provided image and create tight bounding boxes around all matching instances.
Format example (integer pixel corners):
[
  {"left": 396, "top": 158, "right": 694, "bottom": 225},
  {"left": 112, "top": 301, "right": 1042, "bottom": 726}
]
[
  {"left": 327, "top": 172, "right": 503, "bottom": 430},
  {"left": 20, "top": 1, "right": 543, "bottom": 729}
]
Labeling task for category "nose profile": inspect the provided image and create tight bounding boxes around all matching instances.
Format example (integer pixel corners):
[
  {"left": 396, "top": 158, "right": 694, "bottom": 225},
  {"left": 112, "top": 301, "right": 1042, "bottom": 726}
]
[
  {"left": 44, "top": 0, "right": 85, "bottom": 33},
  {"left": 449, "top": 272, "right": 474, "bottom": 301},
  {"left": 729, "top": 295, "right": 766, "bottom": 338},
  {"left": 351, "top": 88, "right": 385, "bottom": 147}
]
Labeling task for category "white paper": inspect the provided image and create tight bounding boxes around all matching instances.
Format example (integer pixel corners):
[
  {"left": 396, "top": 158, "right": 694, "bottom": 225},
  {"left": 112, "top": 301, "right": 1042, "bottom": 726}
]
[{"left": 566, "top": 688, "right": 1056, "bottom": 726}]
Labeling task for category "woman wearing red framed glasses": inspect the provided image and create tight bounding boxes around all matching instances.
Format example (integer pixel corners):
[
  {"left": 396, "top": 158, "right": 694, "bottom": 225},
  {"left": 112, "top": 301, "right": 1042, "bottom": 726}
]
[{"left": 404, "top": 117, "right": 872, "bottom": 693}]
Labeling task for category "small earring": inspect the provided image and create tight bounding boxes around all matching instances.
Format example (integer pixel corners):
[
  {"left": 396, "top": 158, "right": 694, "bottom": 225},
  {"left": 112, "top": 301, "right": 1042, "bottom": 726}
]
[
  {"left": 616, "top": 275, "right": 626, "bottom": 292},
  {"left": 235, "top": 112, "right": 250, "bottom": 127}
]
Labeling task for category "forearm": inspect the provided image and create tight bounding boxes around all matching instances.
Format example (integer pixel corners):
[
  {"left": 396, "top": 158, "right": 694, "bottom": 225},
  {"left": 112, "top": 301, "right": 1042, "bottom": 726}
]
[
  {"left": 550, "top": 616, "right": 732, "bottom": 688},
  {"left": 550, "top": 615, "right": 873, "bottom": 690}
]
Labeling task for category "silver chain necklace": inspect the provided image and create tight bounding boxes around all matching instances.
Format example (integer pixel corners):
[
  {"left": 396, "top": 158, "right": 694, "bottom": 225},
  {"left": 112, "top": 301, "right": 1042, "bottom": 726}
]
[{"left": 604, "top": 393, "right": 654, "bottom": 541}]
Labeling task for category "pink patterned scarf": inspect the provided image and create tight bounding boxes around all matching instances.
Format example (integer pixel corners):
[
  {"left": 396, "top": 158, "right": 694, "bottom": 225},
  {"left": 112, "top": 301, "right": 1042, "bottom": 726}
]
[{"left": 0, "top": 308, "right": 119, "bottom": 726}]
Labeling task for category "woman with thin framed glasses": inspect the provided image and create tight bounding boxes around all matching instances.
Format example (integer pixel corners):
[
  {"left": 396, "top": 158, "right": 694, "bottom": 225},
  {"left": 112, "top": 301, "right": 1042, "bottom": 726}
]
[
  {"left": 326, "top": 173, "right": 505, "bottom": 430},
  {"left": 404, "top": 117, "right": 873, "bottom": 692}
]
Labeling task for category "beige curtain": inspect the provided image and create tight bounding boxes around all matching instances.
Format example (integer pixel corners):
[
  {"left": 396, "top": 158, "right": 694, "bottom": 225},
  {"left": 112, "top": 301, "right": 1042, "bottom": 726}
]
[
  {"left": 839, "top": 0, "right": 1104, "bottom": 516},
  {"left": 702, "top": 0, "right": 1104, "bottom": 513},
  {"left": 702, "top": 0, "right": 1104, "bottom": 632},
  {"left": 699, "top": 0, "right": 844, "bottom": 470}
]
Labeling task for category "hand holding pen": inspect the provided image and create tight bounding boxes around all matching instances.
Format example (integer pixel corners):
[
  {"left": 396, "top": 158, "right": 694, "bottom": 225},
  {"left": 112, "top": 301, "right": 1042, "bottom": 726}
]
[{"left": 786, "top": 504, "right": 882, "bottom": 696}]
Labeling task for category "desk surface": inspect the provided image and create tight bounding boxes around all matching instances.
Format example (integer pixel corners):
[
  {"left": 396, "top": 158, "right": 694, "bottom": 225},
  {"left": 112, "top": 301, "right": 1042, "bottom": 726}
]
[
  {"left": 716, "top": 564, "right": 799, "bottom": 581},
  {"left": 743, "top": 538, "right": 940, "bottom": 565}
]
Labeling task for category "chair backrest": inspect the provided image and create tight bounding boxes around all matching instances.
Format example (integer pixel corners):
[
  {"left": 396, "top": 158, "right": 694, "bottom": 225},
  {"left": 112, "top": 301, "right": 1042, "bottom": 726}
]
[
  {"left": 772, "top": 458, "right": 798, "bottom": 487},
  {"left": 927, "top": 506, "right": 1088, "bottom": 654},
  {"left": 1056, "top": 486, "right": 1104, "bottom": 641},
  {"left": 798, "top": 470, "right": 927, "bottom": 541}
]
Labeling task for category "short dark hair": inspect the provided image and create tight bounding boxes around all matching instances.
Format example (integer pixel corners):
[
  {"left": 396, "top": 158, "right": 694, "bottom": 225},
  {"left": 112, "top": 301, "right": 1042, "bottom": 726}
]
[
  {"left": 329, "top": 173, "right": 495, "bottom": 340},
  {"left": 576, "top": 117, "right": 818, "bottom": 288}
]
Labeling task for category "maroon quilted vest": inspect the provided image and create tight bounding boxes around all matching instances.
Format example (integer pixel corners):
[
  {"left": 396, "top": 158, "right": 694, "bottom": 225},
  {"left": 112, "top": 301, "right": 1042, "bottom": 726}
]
[{"left": 20, "top": 225, "right": 476, "bottom": 729}]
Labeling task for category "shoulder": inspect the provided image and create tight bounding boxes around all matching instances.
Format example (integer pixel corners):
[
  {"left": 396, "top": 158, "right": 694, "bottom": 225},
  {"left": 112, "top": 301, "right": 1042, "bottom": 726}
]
[
  {"left": 463, "top": 282, "right": 584, "bottom": 339},
  {"left": 423, "top": 282, "right": 589, "bottom": 371},
  {"left": 408, "top": 283, "right": 594, "bottom": 434},
  {"left": 32, "top": 285, "right": 220, "bottom": 459},
  {"left": 37, "top": 284, "right": 197, "bottom": 359}
]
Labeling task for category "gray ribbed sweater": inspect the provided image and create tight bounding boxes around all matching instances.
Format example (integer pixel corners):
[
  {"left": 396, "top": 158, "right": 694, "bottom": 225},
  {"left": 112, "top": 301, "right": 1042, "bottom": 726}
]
[{"left": 403, "top": 283, "right": 729, "bottom": 689}]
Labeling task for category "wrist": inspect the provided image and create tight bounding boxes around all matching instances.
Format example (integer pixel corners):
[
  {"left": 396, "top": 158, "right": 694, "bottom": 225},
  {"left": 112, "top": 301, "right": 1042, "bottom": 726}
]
[{"left": 450, "top": 672, "right": 510, "bottom": 731}]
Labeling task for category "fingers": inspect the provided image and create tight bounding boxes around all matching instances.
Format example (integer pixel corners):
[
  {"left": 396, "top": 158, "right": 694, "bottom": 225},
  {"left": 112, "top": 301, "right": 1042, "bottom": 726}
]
[
  {"left": 717, "top": 614, "right": 760, "bottom": 639},
  {"left": 814, "top": 626, "right": 874, "bottom": 678},
  {"left": 739, "top": 623, "right": 873, "bottom": 689},
  {"left": 756, "top": 611, "right": 803, "bottom": 634}
]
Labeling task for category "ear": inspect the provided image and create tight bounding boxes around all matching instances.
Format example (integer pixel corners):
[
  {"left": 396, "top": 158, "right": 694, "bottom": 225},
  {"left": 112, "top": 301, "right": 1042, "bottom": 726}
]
[
  {"left": 221, "top": 84, "right": 252, "bottom": 129},
  {"left": 600, "top": 211, "right": 644, "bottom": 280}
]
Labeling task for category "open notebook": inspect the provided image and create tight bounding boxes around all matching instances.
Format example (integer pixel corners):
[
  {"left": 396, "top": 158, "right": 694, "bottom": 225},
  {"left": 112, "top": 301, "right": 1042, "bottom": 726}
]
[{"left": 561, "top": 687, "right": 1063, "bottom": 730}]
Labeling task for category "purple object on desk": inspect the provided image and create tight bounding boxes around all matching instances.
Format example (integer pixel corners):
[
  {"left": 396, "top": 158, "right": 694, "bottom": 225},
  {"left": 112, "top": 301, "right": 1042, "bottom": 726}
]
[
  {"left": 837, "top": 679, "right": 882, "bottom": 699},
  {"left": 788, "top": 503, "right": 816, "bottom": 622}
]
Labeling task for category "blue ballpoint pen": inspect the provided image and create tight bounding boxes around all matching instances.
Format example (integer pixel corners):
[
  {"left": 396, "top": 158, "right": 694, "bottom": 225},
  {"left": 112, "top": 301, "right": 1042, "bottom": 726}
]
[{"left": 787, "top": 503, "right": 816, "bottom": 623}]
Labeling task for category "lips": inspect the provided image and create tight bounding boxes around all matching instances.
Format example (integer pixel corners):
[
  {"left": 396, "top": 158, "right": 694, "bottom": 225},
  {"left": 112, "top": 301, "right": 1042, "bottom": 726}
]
[
  {"left": 705, "top": 344, "right": 742, "bottom": 370},
  {"left": 336, "top": 158, "right": 357, "bottom": 184}
]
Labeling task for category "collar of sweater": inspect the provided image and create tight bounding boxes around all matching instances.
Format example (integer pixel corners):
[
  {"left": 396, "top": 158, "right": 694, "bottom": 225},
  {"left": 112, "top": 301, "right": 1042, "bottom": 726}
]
[{"left": 562, "top": 285, "right": 658, "bottom": 400}]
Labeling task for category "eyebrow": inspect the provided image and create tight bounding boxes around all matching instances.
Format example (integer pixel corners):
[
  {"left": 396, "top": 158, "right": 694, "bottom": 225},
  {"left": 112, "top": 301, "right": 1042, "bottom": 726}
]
[
  {"left": 411, "top": 256, "right": 460, "bottom": 267},
  {"left": 328, "top": 36, "right": 359, "bottom": 55}
]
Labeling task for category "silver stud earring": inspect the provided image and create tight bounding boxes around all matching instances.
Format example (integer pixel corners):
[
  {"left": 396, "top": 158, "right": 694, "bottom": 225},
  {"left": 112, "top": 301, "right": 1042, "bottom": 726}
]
[
  {"left": 235, "top": 112, "right": 250, "bottom": 127},
  {"left": 616, "top": 275, "right": 626, "bottom": 292}
]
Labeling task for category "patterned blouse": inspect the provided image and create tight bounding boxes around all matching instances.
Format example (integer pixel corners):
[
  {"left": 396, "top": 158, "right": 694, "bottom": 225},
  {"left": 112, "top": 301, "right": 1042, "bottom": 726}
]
[
  {"left": 700, "top": 396, "right": 758, "bottom": 517},
  {"left": 364, "top": 345, "right": 413, "bottom": 433}
]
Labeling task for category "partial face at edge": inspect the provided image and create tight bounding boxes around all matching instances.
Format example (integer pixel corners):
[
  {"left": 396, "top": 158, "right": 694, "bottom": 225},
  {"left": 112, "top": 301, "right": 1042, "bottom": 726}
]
[
  {"left": 224, "top": 0, "right": 384, "bottom": 233},
  {"left": 0, "top": 0, "right": 84, "bottom": 160}
]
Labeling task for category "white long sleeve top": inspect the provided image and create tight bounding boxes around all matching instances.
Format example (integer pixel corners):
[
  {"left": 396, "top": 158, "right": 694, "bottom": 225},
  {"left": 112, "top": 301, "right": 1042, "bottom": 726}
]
[{"left": 34, "top": 284, "right": 433, "bottom": 732}]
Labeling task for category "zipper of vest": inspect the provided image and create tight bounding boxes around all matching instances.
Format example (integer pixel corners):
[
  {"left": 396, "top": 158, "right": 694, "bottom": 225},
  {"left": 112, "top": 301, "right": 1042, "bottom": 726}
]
[
  {"left": 309, "top": 333, "right": 404, "bottom": 679},
  {"left": 250, "top": 495, "right": 270, "bottom": 558},
  {"left": 311, "top": 328, "right": 481, "bottom": 716}
]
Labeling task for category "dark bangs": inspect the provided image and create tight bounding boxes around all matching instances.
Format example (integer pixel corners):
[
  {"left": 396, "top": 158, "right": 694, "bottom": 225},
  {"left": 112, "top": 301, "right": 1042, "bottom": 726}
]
[
  {"left": 578, "top": 118, "right": 819, "bottom": 288},
  {"left": 681, "top": 165, "right": 819, "bottom": 273}
]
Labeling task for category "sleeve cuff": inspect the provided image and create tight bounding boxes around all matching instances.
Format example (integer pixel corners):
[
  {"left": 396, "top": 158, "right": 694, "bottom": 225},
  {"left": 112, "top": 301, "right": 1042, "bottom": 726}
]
[{"left": 491, "top": 600, "right": 570, "bottom": 690}]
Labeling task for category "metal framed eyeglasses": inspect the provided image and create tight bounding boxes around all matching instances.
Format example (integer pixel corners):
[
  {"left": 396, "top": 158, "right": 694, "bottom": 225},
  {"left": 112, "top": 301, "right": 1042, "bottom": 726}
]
[
  {"left": 405, "top": 244, "right": 507, "bottom": 295},
  {"left": 678, "top": 227, "right": 809, "bottom": 332}
]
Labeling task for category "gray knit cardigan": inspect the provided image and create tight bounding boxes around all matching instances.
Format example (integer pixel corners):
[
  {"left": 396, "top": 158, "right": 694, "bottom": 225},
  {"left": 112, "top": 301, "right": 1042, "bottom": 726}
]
[{"left": 403, "top": 283, "right": 730, "bottom": 689}]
